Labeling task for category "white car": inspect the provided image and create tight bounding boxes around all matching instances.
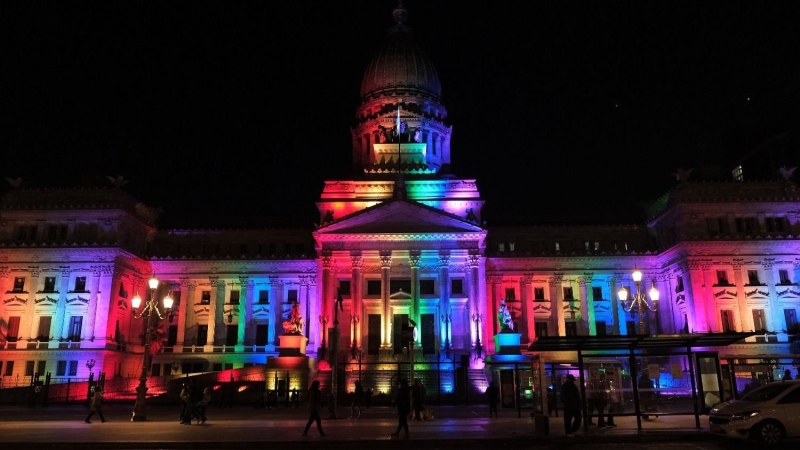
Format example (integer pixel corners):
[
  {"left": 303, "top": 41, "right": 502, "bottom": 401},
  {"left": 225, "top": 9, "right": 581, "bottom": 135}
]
[{"left": 709, "top": 380, "right": 800, "bottom": 445}]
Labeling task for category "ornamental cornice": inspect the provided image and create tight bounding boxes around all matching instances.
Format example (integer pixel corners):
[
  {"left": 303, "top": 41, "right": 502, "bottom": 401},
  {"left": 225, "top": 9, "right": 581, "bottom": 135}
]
[{"left": 316, "top": 232, "right": 485, "bottom": 242}]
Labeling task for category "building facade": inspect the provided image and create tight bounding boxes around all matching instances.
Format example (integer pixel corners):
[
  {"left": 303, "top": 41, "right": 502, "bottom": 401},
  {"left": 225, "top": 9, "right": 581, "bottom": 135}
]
[{"left": 1, "top": 3, "right": 798, "bottom": 408}]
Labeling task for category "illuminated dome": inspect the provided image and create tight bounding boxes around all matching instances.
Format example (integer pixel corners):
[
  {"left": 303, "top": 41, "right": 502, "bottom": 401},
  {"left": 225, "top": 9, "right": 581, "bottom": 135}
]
[{"left": 359, "top": 3, "right": 442, "bottom": 101}]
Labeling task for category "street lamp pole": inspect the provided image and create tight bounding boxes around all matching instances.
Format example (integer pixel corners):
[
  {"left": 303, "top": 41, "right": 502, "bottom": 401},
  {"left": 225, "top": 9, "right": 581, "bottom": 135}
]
[
  {"left": 130, "top": 275, "right": 173, "bottom": 422},
  {"left": 617, "top": 269, "right": 660, "bottom": 335},
  {"left": 86, "top": 359, "right": 95, "bottom": 376},
  {"left": 472, "top": 312, "right": 483, "bottom": 361}
]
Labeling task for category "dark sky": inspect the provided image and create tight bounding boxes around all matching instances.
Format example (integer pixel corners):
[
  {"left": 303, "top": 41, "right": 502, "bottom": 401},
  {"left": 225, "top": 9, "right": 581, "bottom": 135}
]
[{"left": 5, "top": 1, "right": 800, "bottom": 227}]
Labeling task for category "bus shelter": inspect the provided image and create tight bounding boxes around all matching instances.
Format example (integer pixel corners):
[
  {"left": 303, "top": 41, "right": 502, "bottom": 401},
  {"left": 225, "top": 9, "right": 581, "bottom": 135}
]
[{"left": 527, "top": 332, "right": 757, "bottom": 431}]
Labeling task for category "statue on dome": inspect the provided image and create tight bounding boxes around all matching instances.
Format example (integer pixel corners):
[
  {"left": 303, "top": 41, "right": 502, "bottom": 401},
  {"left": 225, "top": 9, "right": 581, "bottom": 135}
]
[
  {"left": 498, "top": 300, "right": 514, "bottom": 332},
  {"left": 282, "top": 300, "right": 304, "bottom": 335},
  {"left": 413, "top": 128, "right": 422, "bottom": 143}
]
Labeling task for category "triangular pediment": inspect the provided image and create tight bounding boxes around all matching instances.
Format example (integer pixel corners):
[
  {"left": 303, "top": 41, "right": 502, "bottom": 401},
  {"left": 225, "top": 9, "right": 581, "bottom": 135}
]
[{"left": 315, "top": 199, "right": 484, "bottom": 235}]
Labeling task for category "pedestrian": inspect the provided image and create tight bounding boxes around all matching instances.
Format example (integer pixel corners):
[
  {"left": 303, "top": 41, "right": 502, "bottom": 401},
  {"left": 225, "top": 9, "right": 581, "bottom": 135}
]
[
  {"left": 486, "top": 380, "right": 499, "bottom": 418},
  {"left": 783, "top": 369, "right": 793, "bottom": 381},
  {"left": 181, "top": 379, "right": 202, "bottom": 424},
  {"left": 638, "top": 371, "right": 655, "bottom": 420},
  {"left": 605, "top": 380, "right": 619, "bottom": 427},
  {"left": 561, "top": 374, "right": 582, "bottom": 435},
  {"left": 411, "top": 379, "right": 426, "bottom": 420},
  {"left": 546, "top": 384, "right": 558, "bottom": 417},
  {"left": 391, "top": 378, "right": 411, "bottom": 439},
  {"left": 302, "top": 380, "right": 327, "bottom": 437},
  {"left": 586, "top": 377, "right": 607, "bottom": 427},
  {"left": 365, "top": 386, "right": 373, "bottom": 409},
  {"left": 349, "top": 380, "right": 364, "bottom": 419},
  {"left": 291, "top": 387, "right": 299, "bottom": 407},
  {"left": 196, "top": 387, "right": 211, "bottom": 424},
  {"left": 84, "top": 387, "right": 107, "bottom": 423}
]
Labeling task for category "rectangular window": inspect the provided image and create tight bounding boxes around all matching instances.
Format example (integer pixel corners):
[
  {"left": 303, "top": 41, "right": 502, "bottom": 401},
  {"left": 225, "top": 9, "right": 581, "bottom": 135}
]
[
  {"left": 338, "top": 280, "right": 351, "bottom": 296},
  {"left": 68, "top": 316, "right": 82, "bottom": 341},
  {"left": 37, "top": 316, "right": 52, "bottom": 341},
  {"left": 765, "top": 217, "right": 786, "bottom": 233},
  {"left": 6, "top": 316, "right": 21, "bottom": 342},
  {"left": 258, "top": 290, "right": 269, "bottom": 304},
  {"left": 392, "top": 314, "right": 409, "bottom": 355},
  {"left": 504, "top": 287, "right": 516, "bottom": 301},
  {"left": 565, "top": 322, "right": 578, "bottom": 337},
  {"left": 534, "top": 287, "right": 546, "bottom": 301},
  {"left": 118, "top": 281, "right": 128, "bottom": 298},
  {"left": 451, "top": 279, "right": 464, "bottom": 295},
  {"left": 201, "top": 291, "right": 211, "bottom": 304},
  {"left": 716, "top": 270, "right": 730, "bottom": 285},
  {"left": 255, "top": 324, "right": 269, "bottom": 346},
  {"left": 36, "top": 360, "right": 46, "bottom": 377},
  {"left": 785, "top": 309, "right": 799, "bottom": 334},
  {"left": 13, "top": 277, "right": 25, "bottom": 292},
  {"left": 229, "top": 290, "right": 240, "bottom": 304},
  {"left": 367, "top": 280, "right": 381, "bottom": 296},
  {"left": 721, "top": 309, "right": 735, "bottom": 332},
  {"left": 74, "top": 277, "right": 87, "bottom": 292},
  {"left": 676, "top": 276, "right": 685, "bottom": 292},
  {"left": 226, "top": 324, "right": 238, "bottom": 346},
  {"left": 44, "top": 277, "right": 56, "bottom": 293},
  {"left": 508, "top": 242, "right": 515, "bottom": 252},
  {"left": 47, "top": 224, "right": 67, "bottom": 241},
  {"left": 17, "top": 225, "right": 38, "bottom": 240},
  {"left": 594, "top": 241, "right": 600, "bottom": 251},
  {"left": 779, "top": 269, "right": 792, "bottom": 285},
  {"left": 419, "top": 279, "right": 435, "bottom": 295},
  {"left": 68, "top": 360, "right": 78, "bottom": 376},
  {"left": 595, "top": 321, "right": 607, "bottom": 336},
  {"left": 197, "top": 325, "right": 208, "bottom": 346},
  {"left": 563, "top": 287, "right": 574, "bottom": 300},
  {"left": 753, "top": 309, "right": 767, "bottom": 332},
  {"left": 56, "top": 361, "right": 67, "bottom": 377},
  {"left": 4, "top": 361, "right": 13, "bottom": 376},
  {"left": 287, "top": 289, "right": 298, "bottom": 303},
  {"left": 592, "top": 287, "right": 603, "bottom": 300},
  {"left": 368, "top": 314, "right": 381, "bottom": 355},
  {"left": 172, "top": 290, "right": 181, "bottom": 306},
  {"left": 584, "top": 241, "right": 590, "bottom": 251},
  {"left": 554, "top": 242, "right": 560, "bottom": 252},
  {"left": 421, "top": 313, "right": 435, "bottom": 354},
  {"left": 747, "top": 270, "right": 761, "bottom": 285},
  {"left": 389, "top": 280, "right": 411, "bottom": 294},
  {"left": 167, "top": 325, "right": 178, "bottom": 346},
  {"left": 25, "top": 361, "right": 34, "bottom": 377}
]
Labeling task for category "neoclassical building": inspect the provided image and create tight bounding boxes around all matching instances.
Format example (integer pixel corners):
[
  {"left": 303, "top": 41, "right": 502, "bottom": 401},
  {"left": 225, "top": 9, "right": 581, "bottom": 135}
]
[{"left": 1, "top": 3, "right": 798, "bottom": 411}]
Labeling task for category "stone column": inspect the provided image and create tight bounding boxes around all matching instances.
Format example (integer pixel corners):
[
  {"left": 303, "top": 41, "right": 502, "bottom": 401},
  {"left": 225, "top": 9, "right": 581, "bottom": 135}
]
[
  {"left": 409, "top": 250, "right": 421, "bottom": 342},
  {"left": 84, "top": 266, "right": 103, "bottom": 341},
  {"left": 763, "top": 259, "right": 783, "bottom": 336},
  {"left": 581, "top": 273, "right": 595, "bottom": 335},
  {"left": 686, "top": 260, "right": 709, "bottom": 333},
  {"left": 610, "top": 276, "right": 623, "bottom": 335},
  {"left": 549, "top": 274, "right": 565, "bottom": 336},
  {"left": 487, "top": 276, "right": 502, "bottom": 336},
  {"left": 732, "top": 261, "right": 749, "bottom": 332},
  {"left": 206, "top": 277, "right": 219, "bottom": 346},
  {"left": 467, "top": 252, "right": 481, "bottom": 350},
  {"left": 239, "top": 276, "right": 250, "bottom": 345},
  {"left": 183, "top": 280, "right": 197, "bottom": 346},
  {"left": 521, "top": 274, "right": 534, "bottom": 342},
  {"left": 271, "top": 280, "right": 284, "bottom": 346},
  {"left": 380, "top": 250, "right": 392, "bottom": 348},
  {"left": 437, "top": 251, "right": 451, "bottom": 355},
  {"left": 55, "top": 267, "right": 71, "bottom": 340},
  {"left": 351, "top": 253, "right": 363, "bottom": 348},
  {"left": 321, "top": 253, "right": 333, "bottom": 349},
  {"left": 92, "top": 265, "right": 114, "bottom": 343}
]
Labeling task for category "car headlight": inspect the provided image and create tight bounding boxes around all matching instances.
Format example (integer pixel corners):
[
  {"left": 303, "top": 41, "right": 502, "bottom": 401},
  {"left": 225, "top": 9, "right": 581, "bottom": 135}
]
[{"left": 730, "top": 411, "right": 760, "bottom": 420}]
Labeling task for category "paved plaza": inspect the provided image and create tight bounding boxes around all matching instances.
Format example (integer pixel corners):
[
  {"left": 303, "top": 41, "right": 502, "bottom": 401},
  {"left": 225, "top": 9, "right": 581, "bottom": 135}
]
[{"left": 0, "top": 401, "right": 723, "bottom": 449}]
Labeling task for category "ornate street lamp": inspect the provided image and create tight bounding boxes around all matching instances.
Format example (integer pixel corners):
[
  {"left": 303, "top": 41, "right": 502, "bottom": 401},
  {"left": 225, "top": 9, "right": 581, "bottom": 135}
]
[
  {"left": 441, "top": 313, "right": 451, "bottom": 360},
  {"left": 472, "top": 312, "right": 483, "bottom": 360},
  {"left": 86, "top": 359, "right": 95, "bottom": 375},
  {"left": 617, "top": 269, "right": 659, "bottom": 335},
  {"left": 130, "top": 275, "right": 173, "bottom": 422}
]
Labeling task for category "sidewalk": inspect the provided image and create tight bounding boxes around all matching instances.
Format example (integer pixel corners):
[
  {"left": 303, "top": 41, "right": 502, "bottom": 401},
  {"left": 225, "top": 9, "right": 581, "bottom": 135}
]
[{"left": 0, "top": 403, "right": 717, "bottom": 449}]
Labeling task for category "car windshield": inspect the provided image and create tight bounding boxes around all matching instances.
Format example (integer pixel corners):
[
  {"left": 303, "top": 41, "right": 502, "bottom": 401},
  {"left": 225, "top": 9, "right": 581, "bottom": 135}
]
[{"left": 740, "top": 382, "right": 794, "bottom": 402}]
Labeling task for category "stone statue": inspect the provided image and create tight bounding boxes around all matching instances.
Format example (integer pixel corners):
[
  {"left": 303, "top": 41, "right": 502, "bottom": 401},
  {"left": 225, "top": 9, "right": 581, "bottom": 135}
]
[
  {"left": 282, "top": 300, "right": 304, "bottom": 335},
  {"left": 498, "top": 300, "right": 514, "bottom": 332}
]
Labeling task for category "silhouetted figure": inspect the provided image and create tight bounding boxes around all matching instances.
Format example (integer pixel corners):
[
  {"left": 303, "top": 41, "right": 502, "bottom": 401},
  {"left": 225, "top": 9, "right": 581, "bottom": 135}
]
[
  {"left": 391, "top": 378, "right": 411, "bottom": 439},
  {"left": 84, "top": 388, "right": 106, "bottom": 423},
  {"left": 561, "top": 374, "right": 582, "bottom": 435},
  {"left": 486, "top": 380, "right": 499, "bottom": 418},
  {"left": 349, "top": 380, "right": 364, "bottom": 419},
  {"left": 302, "top": 381, "right": 327, "bottom": 437}
]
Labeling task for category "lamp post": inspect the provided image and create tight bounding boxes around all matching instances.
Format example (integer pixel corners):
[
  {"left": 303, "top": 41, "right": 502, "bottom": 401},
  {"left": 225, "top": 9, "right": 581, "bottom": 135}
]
[
  {"left": 441, "top": 313, "right": 451, "bottom": 360},
  {"left": 350, "top": 315, "right": 359, "bottom": 356},
  {"left": 86, "top": 359, "right": 95, "bottom": 376},
  {"left": 472, "top": 313, "right": 483, "bottom": 361},
  {"left": 617, "top": 269, "right": 659, "bottom": 335},
  {"left": 318, "top": 315, "right": 328, "bottom": 363},
  {"left": 130, "top": 275, "right": 173, "bottom": 422}
]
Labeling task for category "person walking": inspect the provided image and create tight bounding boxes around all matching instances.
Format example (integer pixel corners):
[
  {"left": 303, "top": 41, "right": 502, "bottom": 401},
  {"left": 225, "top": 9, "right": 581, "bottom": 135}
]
[
  {"left": 84, "top": 387, "right": 107, "bottom": 423},
  {"left": 411, "top": 379, "right": 426, "bottom": 420},
  {"left": 302, "top": 380, "right": 327, "bottom": 437},
  {"left": 196, "top": 387, "right": 211, "bottom": 424},
  {"left": 391, "top": 378, "right": 411, "bottom": 439},
  {"left": 561, "top": 374, "right": 582, "bottom": 435},
  {"left": 486, "top": 380, "right": 499, "bottom": 418},
  {"left": 349, "top": 380, "right": 364, "bottom": 419},
  {"left": 290, "top": 387, "right": 299, "bottom": 407}
]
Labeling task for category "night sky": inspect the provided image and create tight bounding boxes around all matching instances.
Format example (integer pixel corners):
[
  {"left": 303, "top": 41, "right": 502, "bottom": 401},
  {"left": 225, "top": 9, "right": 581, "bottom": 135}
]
[{"left": 5, "top": 1, "right": 800, "bottom": 227}]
